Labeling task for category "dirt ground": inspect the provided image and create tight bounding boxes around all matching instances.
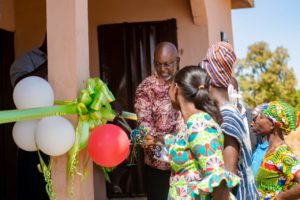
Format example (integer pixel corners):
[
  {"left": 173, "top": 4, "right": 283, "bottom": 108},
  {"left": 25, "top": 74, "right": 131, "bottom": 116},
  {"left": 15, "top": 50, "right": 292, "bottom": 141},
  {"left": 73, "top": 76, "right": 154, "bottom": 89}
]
[{"left": 285, "top": 127, "right": 300, "bottom": 159}]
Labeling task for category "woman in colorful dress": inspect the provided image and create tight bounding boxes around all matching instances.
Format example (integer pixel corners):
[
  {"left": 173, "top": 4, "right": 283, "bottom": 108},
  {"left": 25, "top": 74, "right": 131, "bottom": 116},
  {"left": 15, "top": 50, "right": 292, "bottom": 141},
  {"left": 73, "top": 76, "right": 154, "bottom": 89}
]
[
  {"left": 145, "top": 66, "right": 240, "bottom": 200},
  {"left": 255, "top": 101, "right": 300, "bottom": 200},
  {"left": 251, "top": 103, "right": 269, "bottom": 177}
]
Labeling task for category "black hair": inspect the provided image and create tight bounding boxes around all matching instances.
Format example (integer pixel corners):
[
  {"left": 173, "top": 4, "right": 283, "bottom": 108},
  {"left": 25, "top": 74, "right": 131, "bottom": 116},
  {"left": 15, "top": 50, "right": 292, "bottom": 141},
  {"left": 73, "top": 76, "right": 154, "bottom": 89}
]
[
  {"left": 39, "top": 34, "right": 47, "bottom": 54},
  {"left": 174, "top": 65, "right": 223, "bottom": 125}
]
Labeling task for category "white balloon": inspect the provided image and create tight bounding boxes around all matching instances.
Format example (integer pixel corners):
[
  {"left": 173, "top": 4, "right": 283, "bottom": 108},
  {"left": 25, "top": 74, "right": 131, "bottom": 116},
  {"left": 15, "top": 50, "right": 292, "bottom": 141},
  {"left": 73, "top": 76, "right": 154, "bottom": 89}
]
[
  {"left": 35, "top": 116, "right": 75, "bottom": 156},
  {"left": 12, "top": 120, "right": 39, "bottom": 151},
  {"left": 13, "top": 76, "right": 54, "bottom": 109}
]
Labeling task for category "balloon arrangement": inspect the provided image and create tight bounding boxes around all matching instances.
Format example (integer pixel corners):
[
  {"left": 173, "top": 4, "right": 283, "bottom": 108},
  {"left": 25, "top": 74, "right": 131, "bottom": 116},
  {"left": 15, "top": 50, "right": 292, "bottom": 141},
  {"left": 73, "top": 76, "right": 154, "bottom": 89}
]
[
  {"left": 88, "top": 124, "right": 130, "bottom": 167},
  {"left": 0, "top": 76, "right": 136, "bottom": 200}
]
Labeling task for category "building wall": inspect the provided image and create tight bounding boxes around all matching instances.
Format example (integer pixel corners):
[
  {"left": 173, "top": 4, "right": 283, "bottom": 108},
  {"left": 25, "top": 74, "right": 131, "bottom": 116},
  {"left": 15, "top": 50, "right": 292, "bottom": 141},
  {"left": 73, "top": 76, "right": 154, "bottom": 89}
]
[
  {"left": 88, "top": 0, "right": 209, "bottom": 76},
  {"left": 9, "top": 0, "right": 234, "bottom": 76},
  {"left": 14, "top": 0, "right": 46, "bottom": 57},
  {"left": 0, "top": 0, "right": 15, "bottom": 31},
  {"left": 205, "top": 0, "right": 234, "bottom": 45}
]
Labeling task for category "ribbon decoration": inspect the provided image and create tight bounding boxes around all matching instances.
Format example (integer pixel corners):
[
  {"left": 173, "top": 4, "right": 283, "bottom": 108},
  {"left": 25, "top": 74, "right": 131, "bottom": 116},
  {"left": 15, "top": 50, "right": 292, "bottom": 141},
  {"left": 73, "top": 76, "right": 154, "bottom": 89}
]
[
  {"left": 37, "top": 151, "right": 56, "bottom": 200},
  {"left": 67, "top": 78, "right": 119, "bottom": 194},
  {"left": 0, "top": 78, "right": 136, "bottom": 124},
  {"left": 127, "top": 126, "right": 148, "bottom": 166},
  {"left": 0, "top": 77, "right": 137, "bottom": 199}
]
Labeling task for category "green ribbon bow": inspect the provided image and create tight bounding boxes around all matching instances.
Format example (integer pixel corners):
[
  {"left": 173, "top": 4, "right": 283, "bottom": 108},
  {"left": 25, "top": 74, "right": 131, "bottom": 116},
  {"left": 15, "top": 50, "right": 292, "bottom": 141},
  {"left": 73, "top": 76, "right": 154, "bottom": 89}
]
[
  {"left": 67, "top": 78, "right": 118, "bottom": 194},
  {"left": 0, "top": 77, "right": 137, "bottom": 199}
]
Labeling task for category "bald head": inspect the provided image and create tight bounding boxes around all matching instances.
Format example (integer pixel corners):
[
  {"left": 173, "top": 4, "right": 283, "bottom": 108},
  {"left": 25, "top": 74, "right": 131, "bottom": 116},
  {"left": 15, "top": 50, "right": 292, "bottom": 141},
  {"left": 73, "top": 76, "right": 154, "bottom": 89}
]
[
  {"left": 154, "top": 42, "right": 178, "bottom": 59},
  {"left": 153, "top": 42, "right": 180, "bottom": 81}
]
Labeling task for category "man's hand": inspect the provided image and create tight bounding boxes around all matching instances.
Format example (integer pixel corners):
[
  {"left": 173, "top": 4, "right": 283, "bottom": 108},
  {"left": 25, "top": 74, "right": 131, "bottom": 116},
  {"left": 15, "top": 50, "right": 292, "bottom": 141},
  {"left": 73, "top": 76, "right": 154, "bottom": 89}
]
[
  {"left": 111, "top": 101, "right": 123, "bottom": 116},
  {"left": 144, "top": 134, "right": 155, "bottom": 146},
  {"left": 275, "top": 192, "right": 286, "bottom": 200}
]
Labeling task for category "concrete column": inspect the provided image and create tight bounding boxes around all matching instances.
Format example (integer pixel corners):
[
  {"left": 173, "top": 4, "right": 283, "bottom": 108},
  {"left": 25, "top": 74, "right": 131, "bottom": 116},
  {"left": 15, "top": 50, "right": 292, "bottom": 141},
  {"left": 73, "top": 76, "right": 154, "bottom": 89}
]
[{"left": 46, "top": 0, "right": 94, "bottom": 199}]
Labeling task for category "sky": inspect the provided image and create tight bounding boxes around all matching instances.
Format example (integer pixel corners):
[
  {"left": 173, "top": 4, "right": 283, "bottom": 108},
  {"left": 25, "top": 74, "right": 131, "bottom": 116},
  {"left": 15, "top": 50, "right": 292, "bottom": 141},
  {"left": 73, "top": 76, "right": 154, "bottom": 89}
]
[{"left": 231, "top": 0, "right": 300, "bottom": 88}]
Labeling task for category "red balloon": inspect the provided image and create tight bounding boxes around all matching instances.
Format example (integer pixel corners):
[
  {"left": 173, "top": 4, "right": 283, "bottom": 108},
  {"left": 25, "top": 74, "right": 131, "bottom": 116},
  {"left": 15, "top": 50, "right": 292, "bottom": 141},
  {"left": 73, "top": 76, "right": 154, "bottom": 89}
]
[{"left": 87, "top": 124, "right": 130, "bottom": 167}]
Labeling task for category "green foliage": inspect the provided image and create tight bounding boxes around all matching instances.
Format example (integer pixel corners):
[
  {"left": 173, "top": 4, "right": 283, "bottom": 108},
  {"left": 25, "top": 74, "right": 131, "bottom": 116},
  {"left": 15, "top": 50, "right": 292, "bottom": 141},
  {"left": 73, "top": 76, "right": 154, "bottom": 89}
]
[
  {"left": 236, "top": 42, "right": 298, "bottom": 109},
  {"left": 296, "top": 90, "right": 300, "bottom": 112}
]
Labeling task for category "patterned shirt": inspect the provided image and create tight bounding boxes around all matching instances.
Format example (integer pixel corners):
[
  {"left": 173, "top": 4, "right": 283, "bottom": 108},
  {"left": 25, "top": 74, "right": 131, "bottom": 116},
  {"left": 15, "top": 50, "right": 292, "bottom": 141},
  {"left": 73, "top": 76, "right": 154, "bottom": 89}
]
[
  {"left": 165, "top": 112, "right": 239, "bottom": 200},
  {"left": 256, "top": 144, "right": 300, "bottom": 200},
  {"left": 134, "top": 73, "right": 181, "bottom": 170},
  {"left": 221, "top": 103, "right": 260, "bottom": 200}
]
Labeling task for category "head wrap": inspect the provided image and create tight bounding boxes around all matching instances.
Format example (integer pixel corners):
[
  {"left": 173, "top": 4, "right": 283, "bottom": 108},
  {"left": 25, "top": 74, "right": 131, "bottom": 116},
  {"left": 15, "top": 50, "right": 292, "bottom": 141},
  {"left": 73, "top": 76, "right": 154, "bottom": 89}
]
[
  {"left": 297, "top": 112, "right": 300, "bottom": 128},
  {"left": 252, "top": 103, "right": 269, "bottom": 119},
  {"left": 200, "top": 42, "right": 236, "bottom": 88},
  {"left": 10, "top": 48, "right": 47, "bottom": 86},
  {"left": 262, "top": 101, "right": 296, "bottom": 133}
]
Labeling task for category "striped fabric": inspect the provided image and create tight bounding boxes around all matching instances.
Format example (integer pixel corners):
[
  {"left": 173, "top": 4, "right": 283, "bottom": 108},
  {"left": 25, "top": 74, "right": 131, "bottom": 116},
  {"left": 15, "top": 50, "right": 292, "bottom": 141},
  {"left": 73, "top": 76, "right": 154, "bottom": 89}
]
[
  {"left": 221, "top": 103, "right": 260, "bottom": 200},
  {"left": 201, "top": 42, "right": 236, "bottom": 88}
]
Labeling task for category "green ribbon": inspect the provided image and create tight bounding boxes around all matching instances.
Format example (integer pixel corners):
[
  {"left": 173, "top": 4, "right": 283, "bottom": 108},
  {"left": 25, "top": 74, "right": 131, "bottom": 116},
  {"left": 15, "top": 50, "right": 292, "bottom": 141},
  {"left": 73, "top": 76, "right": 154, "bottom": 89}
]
[
  {"left": 65, "top": 78, "right": 120, "bottom": 195},
  {"left": 37, "top": 150, "right": 56, "bottom": 200},
  {"left": 77, "top": 78, "right": 116, "bottom": 149},
  {"left": 96, "top": 166, "right": 115, "bottom": 183},
  {"left": 0, "top": 77, "right": 137, "bottom": 198},
  {"left": 0, "top": 105, "right": 77, "bottom": 124}
]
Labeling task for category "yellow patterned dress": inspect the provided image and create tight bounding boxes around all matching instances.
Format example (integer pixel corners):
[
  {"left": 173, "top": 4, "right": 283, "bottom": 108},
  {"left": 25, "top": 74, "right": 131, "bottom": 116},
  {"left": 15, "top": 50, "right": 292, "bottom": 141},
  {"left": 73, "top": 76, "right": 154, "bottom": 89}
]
[{"left": 256, "top": 144, "right": 300, "bottom": 200}]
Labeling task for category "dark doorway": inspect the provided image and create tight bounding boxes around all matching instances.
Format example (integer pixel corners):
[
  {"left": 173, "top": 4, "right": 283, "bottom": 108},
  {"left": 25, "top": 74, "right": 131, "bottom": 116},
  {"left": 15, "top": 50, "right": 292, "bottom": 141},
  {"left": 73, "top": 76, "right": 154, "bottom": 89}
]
[
  {"left": 97, "top": 19, "right": 177, "bottom": 198},
  {"left": 0, "top": 29, "right": 48, "bottom": 200},
  {"left": 0, "top": 29, "right": 17, "bottom": 200}
]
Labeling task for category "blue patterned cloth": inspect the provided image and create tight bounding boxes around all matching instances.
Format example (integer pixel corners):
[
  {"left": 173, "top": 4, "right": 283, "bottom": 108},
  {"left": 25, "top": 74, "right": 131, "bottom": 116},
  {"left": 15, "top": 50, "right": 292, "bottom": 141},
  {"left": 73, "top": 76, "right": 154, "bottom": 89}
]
[{"left": 220, "top": 103, "right": 260, "bottom": 200}]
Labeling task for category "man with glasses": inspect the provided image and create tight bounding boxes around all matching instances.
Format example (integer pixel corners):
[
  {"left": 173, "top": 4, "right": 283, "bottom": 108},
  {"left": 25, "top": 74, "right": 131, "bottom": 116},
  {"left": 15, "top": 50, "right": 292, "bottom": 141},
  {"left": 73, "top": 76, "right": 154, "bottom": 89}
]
[{"left": 134, "top": 42, "right": 182, "bottom": 200}]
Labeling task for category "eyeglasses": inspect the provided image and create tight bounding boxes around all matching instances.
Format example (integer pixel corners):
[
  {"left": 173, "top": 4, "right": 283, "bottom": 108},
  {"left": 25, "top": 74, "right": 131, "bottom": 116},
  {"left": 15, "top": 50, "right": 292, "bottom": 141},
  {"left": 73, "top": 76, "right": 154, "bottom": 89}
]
[{"left": 154, "top": 60, "right": 177, "bottom": 69}]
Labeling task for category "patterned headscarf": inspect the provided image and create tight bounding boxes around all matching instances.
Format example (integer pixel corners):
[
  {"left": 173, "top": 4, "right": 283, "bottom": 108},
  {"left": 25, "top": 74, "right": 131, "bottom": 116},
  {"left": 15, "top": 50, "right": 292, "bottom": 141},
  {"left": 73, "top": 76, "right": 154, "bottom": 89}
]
[
  {"left": 252, "top": 103, "right": 269, "bottom": 119},
  {"left": 200, "top": 42, "right": 236, "bottom": 88},
  {"left": 262, "top": 101, "right": 296, "bottom": 133},
  {"left": 297, "top": 112, "right": 300, "bottom": 128}
]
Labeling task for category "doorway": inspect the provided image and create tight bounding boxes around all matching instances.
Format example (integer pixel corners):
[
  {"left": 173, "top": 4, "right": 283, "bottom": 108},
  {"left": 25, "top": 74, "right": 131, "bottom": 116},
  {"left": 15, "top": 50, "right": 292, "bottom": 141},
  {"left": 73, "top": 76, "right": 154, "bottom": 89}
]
[
  {"left": 0, "top": 29, "right": 48, "bottom": 200},
  {"left": 0, "top": 29, "right": 17, "bottom": 200},
  {"left": 97, "top": 18, "right": 178, "bottom": 198}
]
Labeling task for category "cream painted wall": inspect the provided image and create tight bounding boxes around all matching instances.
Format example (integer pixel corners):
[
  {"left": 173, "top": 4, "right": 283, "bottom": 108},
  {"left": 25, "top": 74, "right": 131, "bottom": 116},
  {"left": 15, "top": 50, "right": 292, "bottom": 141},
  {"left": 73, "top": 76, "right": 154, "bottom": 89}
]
[
  {"left": 0, "top": 0, "right": 15, "bottom": 31},
  {"left": 88, "top": 0, "right": 210, "bottom": 76},
  {"left": 205, "top": 0, "right": 234, "bottom": 46},
  {"left": 14, "top": 0, "right": 46, "bottom": 57},
  {"left": 11, "top": 0, "right": 234, "bottom": 76}
]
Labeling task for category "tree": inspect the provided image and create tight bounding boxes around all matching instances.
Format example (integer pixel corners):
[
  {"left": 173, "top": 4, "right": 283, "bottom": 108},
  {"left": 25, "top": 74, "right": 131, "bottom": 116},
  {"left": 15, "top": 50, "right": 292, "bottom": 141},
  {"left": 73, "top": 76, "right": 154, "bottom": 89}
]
[
  {"left": 296, "top": 90, "right": 300, "bottom": 112},
  {"left": 236, "top": 41, "right": 298, "bottom": 109}
]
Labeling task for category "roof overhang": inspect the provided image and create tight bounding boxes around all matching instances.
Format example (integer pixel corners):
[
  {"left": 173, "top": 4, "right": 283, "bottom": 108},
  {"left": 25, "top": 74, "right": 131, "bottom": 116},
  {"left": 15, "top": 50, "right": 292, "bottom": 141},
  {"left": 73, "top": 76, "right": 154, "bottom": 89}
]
[{"left": 231, "top": 0, "right": 254, "bottom": 9}]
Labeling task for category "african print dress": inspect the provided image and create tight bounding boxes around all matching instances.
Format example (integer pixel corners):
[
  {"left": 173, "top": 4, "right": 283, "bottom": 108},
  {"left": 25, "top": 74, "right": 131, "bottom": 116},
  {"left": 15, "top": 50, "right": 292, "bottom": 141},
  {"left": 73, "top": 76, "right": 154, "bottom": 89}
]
[
  {"left": 256, "top": 144, "right": 300, "bottom": 200},
  {"left": 164, "top": 112, "right": 240, "bottom": 200}
]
